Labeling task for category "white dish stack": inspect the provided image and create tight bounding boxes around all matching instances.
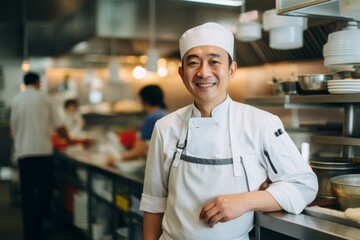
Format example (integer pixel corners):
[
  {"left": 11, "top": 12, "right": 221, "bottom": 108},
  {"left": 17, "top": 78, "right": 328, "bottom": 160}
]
[
  {"left": 328, "top": 80, "right": 360, "bottom": 94},
  {"left": 323, "top": 21, "right": 360, "bottom": 94},
  {"left": 74, "top": 191, "right": 88, "bottom": 230},
  {"left": 323, "top": 21, "right": 360, "bottom": 67}
]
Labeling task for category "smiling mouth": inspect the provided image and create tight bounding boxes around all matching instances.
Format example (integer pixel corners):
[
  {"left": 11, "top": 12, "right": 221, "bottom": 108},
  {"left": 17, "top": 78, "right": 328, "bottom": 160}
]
[{"left": 195, "top": 83, "right": 216, "bottom": 88}]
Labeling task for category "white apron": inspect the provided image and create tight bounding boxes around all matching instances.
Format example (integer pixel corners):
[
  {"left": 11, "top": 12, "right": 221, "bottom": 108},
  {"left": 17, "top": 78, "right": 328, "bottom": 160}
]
[{"left": 161, "top": 101, "right": 253, "bottom": 240}]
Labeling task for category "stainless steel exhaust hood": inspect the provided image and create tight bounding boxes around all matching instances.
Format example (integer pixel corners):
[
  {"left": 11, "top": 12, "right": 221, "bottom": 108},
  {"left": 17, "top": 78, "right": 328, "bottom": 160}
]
[
  {"left": 276, "top": 0, "right": 360, "bottom": 21},
  {"left": 10, "top": 0, "right": 348, "bottom": 67}
]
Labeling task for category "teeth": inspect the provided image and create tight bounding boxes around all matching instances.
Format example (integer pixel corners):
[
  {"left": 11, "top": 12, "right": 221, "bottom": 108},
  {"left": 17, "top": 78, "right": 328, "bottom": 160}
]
[{"left": 197, "top": 83, "right": 214, "bottom": 87}]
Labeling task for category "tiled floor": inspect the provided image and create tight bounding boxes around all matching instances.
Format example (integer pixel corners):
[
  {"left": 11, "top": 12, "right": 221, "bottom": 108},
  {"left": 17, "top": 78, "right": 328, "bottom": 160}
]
[{"left": 0, "top": 181, "right": 87, "bottom": 240}]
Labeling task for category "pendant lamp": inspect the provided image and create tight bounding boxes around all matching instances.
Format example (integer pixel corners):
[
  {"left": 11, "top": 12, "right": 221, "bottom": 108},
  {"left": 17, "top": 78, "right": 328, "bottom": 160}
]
[{"left": 146, "top": 0, "right": 158, "bottom": 72}]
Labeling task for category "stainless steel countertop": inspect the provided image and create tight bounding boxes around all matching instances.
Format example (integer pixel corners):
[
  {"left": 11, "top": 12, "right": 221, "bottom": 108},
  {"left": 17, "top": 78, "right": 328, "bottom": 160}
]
[{"left": 255, "top": 211, "right": 360, "bottom": 240}]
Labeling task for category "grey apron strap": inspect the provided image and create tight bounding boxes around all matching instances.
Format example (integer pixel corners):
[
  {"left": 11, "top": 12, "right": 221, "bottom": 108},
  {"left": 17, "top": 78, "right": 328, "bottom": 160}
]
[
  {"left": 229, "top": 100, "right": 242, "bottom": 177},
  {"left": 172, "top": 108, "right": 192, "bottom": 167}
]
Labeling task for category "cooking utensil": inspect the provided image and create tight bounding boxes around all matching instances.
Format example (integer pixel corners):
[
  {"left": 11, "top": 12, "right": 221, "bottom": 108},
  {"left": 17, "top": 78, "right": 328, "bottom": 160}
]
[
  {"left": 279, "top": 81, "right": 298, "bottom": 95},
  {"left": 297, "top": 74, "right": 333, "bottom": 91},
  {"left": 335, "top": 65, "right": 360, "bottom": 79},
  {"left": 310, "top": 159, "right": 360, "bottom": 197},
  {"left": 330, "top": 174, "right": 360, "bottom": 210}
]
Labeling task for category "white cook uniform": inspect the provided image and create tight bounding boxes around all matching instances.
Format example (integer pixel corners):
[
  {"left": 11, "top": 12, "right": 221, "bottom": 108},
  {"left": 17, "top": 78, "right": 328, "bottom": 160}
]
[
  {"left": 140, "top": 96, "right": 318, "bottom": 240},
  {"left": 11, "top": 86, "right": 64, "bottom": 158}
]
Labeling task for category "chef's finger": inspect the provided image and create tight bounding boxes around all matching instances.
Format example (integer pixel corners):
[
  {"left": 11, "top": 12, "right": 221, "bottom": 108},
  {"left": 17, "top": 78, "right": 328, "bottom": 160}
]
[
  {"left": 208, "top": 212, "right": 224, "bottom": 228},
  {"left": 199, "top": 201, "right": 216, "bottom": 219}
]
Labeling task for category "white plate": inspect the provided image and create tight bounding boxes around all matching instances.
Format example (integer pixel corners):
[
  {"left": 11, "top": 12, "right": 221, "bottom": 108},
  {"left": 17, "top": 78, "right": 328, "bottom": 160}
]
[
  {"left": 329, "top": 89, "right": 360, "bottom": 94},
  {"left": 328, "top": 80, "right": 360, "bottom": 83},
  {"left": 328, "top": 87, "right": 360, "bottom": 90},
  {"left": 328, "top": 85, "right": 360, "bottom": 88}
]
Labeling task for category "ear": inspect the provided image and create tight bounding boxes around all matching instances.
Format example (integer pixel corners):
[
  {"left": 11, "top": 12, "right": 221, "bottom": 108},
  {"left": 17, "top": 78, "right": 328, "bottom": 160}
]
[
  {"left": 229, "top": 61, "right": 237, "bottom": 79},
  {"left": 178, "top": 66, "right": 185, "bottom": 83}
]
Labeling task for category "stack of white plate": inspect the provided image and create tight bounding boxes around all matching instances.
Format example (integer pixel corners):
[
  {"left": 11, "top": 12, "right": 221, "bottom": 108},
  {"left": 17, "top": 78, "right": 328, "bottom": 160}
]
[
  {"left": 328, "top": 79, "right": 360, "bottom": 94},
  {"left": 74, "top": 191, "right": 88, "bottom": 230},
  {"left": 323, "top": 21, "right": 360, "bottom": 67}
]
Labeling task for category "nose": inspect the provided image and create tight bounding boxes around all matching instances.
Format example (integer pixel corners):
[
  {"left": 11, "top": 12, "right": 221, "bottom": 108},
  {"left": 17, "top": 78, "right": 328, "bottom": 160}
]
[{"left": 196, "top": 62, "right": 212, "bottom": 78}]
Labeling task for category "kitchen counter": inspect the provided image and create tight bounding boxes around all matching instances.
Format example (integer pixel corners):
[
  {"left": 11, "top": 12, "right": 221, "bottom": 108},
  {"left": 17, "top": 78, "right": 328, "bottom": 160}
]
[
  {"left": 54, "top": 149, "right": 144, "bottom": 185},
  {"left": 55, "top": 151, "right": 360, "bottom": 240},
  {"left": 254, "top": 210, "right": 360, "bottom": 240}
]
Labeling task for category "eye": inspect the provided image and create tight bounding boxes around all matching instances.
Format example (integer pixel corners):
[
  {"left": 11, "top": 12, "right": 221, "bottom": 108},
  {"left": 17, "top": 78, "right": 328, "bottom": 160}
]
[
  {"left": 187, "top": 60, "right": 199, "bottom": 67},
  {"left": 210, "top": 59, "right": 221, "bottom": 66}
]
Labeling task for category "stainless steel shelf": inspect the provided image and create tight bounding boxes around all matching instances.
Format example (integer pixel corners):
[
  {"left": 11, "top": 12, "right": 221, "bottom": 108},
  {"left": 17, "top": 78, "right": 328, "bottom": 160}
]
[
  {"left": 245, "top": 94, "right": 360, "bottom": 107},
  {"left": 311, "top": 135, "right": 360, "bottom": 146}
]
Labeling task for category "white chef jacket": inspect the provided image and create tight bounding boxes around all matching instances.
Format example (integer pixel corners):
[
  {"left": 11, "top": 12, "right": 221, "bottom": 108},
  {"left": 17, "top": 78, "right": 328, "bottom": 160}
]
[
  {"left": 11, "top": 86, "right": 64, "bottom": 158},
  {"left": 140, "top": 96, "right": 318, "bottom": 239}
]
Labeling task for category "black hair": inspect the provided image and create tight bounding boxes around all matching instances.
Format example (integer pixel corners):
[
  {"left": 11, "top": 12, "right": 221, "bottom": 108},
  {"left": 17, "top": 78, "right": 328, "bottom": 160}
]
[
  {"left": 24, "top": 72, "right": 40, "bottom": 85},
  {"left": 64, "top": 99, "right": 79, "bottom": 109},
  {"left": 139, "top": 85, "right": 166, "bottom": 109}
]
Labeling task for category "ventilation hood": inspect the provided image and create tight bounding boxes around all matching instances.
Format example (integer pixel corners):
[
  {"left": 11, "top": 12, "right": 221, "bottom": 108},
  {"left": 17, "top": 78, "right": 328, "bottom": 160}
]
[
  {"left": 16, "top": 0, "right": 349, "bottom": 67},
  {"left": 276, "top": 0, "right": 360, "bottom": 21}
]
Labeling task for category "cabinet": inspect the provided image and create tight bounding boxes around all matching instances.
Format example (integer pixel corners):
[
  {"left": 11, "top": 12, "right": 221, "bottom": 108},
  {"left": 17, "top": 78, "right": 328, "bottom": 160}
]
[{"left": 52, "top": 152, "right": 144, "bottom": 240}]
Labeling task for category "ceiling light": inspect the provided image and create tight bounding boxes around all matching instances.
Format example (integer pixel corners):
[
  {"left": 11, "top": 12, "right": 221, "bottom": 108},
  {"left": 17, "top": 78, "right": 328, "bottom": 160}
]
[
  {"left": 132, "top": 66, "right": 147, "bottom": 80},
  {"left": 236, "top": 10, "right": 262, "bottom": 42},
  {"left": 263, "top": 9, "right": 307, "bottom": 50},
  {"left": 21, "top": 59, "right": 30, "bottom": 72},
  {"left": 108, "top": 57, "right": 120, "bottom": 83},
  {"left": 157, "top": 67, "right": 168, "bottom": 77},
  {"left": 183, "top": 0, "right": 244, "bottom": 7}
]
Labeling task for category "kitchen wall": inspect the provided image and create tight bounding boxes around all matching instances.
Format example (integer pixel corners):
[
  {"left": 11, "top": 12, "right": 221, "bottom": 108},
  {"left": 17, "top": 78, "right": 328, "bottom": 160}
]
[
  {"left": 1, "top": 56, "right": 333, "bottom": 113},
  {"left": 39, "top": 59, "right": 331, "bottom": 113}
]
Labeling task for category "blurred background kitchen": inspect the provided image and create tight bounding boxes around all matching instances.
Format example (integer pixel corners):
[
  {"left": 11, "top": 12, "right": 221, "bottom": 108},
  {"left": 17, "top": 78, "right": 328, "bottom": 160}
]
[{"left": 1, "top": 0, "right": 360, "bottom": 240}]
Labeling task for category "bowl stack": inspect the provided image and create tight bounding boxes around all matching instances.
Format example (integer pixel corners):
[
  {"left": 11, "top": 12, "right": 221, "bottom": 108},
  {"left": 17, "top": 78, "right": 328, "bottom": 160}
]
[{"left": 323, "top": 21, "right": 360, "bottom": 68}]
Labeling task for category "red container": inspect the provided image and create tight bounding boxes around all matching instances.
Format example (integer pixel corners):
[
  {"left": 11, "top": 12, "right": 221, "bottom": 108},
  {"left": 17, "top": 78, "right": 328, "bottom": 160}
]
[{"left": 118, "top": 130, "right": 137, "bottom": 149}]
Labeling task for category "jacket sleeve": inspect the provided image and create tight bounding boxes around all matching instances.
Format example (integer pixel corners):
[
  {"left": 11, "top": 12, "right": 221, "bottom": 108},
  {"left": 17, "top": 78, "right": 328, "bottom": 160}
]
[
  {"left": 261, "top": 116, "right": 318, "bottom": 214},
  {"left": 140, "top": 122, "right": 168, "bottom": 213}
]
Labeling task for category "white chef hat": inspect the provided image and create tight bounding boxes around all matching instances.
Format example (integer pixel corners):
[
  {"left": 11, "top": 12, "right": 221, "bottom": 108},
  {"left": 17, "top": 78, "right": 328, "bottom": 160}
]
[{"left": 179, "top": 22, "right": 234, "bottom": 60}]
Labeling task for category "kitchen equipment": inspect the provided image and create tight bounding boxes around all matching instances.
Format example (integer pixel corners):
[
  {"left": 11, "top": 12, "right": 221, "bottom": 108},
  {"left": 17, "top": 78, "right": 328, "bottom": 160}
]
[
  {"left": 279, "top": 81, "right": 298, "bottom": 95},
  {"left": 327, "top": 79, "right": 360, "bottom": 94},
  {"left": 298, "top": 74, "right": 333, "bottom": 91},
  {"left": 310, "top": 159, "right": 360, "bottom": 197},
  {"left": 330, "top": 174, "right": 360, "bottom": 210},
  {"left": 323, "top": 21, "right": 360, "bottom": 67},
  {"left": 263, "top": 9, "right": 307, "bottom": 50},
  {"left": 335, "top": 65, "right": 360, "bottom": 79}
]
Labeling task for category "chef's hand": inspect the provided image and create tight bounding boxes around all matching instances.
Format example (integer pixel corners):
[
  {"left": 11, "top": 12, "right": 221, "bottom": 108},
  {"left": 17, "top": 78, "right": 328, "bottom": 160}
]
[
  {"left": 199, "top": 191, "right": 282, "bottom": 228},
  {"left": 199, "top": 194, "right": 248, "bottom": 228}
]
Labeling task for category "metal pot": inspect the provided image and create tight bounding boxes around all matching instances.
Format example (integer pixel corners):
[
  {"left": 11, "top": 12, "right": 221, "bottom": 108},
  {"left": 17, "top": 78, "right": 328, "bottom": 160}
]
[
  {"left": 297, "top": 74, "right": 333, "bottom": 91},
  {"left": 310, "top": 159, "right": 360, "bottom": 198},
  {"left": 335, "top": 65, "right": 360, "bottom": 79},
  {"left": 279, "top": 81, "right": 298, "bottom": 95},
  {"left": 330, "top": 174, "right": 360, "bottom": 210}
]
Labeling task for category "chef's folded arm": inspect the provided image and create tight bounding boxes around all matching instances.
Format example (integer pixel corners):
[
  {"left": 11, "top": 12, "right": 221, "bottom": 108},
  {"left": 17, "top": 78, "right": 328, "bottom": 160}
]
[{"left": 261, "top": 116, "right": 318, "bottom": 214}]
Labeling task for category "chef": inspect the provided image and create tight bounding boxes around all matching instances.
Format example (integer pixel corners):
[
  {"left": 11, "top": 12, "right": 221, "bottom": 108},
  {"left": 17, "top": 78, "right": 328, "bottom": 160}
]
[{"left": 140, "top": 22, "right": 318, "bottom": 240}]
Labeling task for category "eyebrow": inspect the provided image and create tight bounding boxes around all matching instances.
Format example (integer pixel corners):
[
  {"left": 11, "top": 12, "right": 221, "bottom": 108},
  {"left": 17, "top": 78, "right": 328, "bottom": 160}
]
[{"left": 185, "top": 53, "right": 222, "bottom": 61}]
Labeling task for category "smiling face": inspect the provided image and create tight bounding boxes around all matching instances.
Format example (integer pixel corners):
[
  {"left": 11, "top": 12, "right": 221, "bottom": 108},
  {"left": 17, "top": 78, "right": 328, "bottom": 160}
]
[{"left": 178, "top": 45, "right": 237, "bottom": 116}]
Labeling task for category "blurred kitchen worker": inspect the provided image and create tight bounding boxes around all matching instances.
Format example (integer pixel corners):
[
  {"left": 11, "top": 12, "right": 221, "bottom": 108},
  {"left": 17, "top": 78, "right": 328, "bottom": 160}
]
[
  {"left": 140, "top": 22, "right": 318, "bottom": 240},
  {"left": 58, "top": 74, "right": 77, "bottom": 100},
  {"left": 108, "top": 84, "right": 167, "bottom": 163},
  {"left": 63, "top": 98, "right": 85, "bottom": 136},
  {"left": 10, "top": 72, "right": 72, "bottom": 240}
]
